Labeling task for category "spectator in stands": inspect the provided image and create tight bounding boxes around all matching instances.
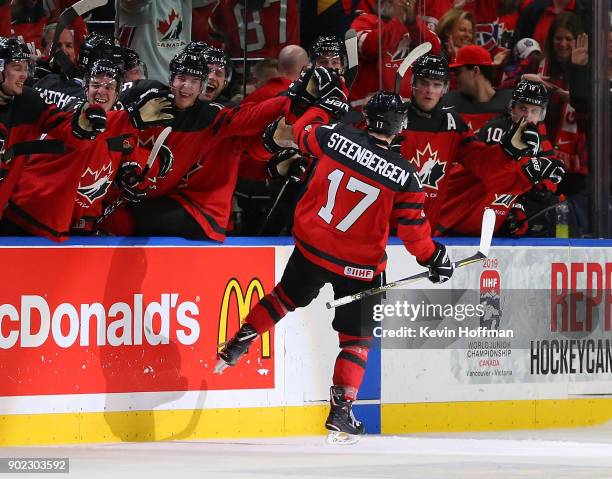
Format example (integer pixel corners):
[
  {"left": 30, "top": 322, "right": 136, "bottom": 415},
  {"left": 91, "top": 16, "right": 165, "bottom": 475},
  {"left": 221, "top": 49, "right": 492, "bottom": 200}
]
[
  {"left": 435, "top": 8, "right": 475, "bottom": 64},
  {"left": 115, "top": 0, "right": 192, "bottom": 83},
  {"left": 524, "top": 12, "right": 587, "bottom": 198},
  {"left": 11, "top": 0, "right": 48, "bottom": 56},
  {"left": 442, "top": 44, "right": 512, "bottom": 132},
  {"left": 515, "top": 0, "right": 588, "bottom": 48},
  {"left": 349, "top": 0, "right": 441, "bottom": 108}
]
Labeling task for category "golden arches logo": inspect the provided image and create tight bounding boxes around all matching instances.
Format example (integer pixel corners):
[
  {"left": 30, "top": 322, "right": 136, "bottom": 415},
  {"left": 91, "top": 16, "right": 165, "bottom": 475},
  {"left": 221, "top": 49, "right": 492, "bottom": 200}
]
[{"left": 218, "top": 278, "right": 271, "bottom": 358}]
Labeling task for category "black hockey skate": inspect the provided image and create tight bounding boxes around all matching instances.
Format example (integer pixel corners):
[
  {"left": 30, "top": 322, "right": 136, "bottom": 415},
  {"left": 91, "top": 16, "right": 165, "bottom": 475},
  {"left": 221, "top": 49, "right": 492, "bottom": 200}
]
[
  {"left": 214, "top": 323, "right": 258, "bottom": 374},
  {"left": 325, "top": 386, "right": 364, "bottom": 445}
]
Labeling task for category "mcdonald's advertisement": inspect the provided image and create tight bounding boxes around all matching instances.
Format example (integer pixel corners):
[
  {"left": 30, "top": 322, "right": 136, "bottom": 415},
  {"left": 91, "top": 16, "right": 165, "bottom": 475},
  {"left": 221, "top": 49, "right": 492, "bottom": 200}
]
[{"left": 0, "top": 246, "right": 275, "bottom": 396}]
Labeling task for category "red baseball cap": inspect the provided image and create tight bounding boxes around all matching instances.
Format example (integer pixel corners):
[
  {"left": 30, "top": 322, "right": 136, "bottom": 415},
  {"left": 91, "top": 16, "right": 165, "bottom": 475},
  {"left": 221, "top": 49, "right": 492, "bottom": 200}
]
[{"left": 449, "top": 45, "right": 494, "bottom": 69}]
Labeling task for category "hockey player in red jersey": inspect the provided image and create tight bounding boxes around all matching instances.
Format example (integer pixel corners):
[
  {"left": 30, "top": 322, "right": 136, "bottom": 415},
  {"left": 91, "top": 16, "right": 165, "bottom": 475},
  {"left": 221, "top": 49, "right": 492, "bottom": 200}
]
[
  {"left": 348, "top": 0, "right": 442, "bottom": 108},
  {"left": 0, "top": 37, "right": 105, "bottom": 227},
  {"left": 438, "top": 79, "right": 565, "bottom": 236},
  {"left": 3, "top": 59, "right": 173, "bottom": 239},
  {"left": 103, "top": 46, "right": 291, "bottom": 239},
  {"left": 216, "top": 68, "right": 453, "bottom": 443},
  {"left": 396, "top": 53, "right": 542, "bottom": 229}
]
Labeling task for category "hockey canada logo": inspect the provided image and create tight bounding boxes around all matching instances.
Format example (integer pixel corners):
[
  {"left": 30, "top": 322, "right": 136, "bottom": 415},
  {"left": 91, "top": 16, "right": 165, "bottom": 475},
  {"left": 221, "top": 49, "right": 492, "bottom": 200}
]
[
  {"left": 77, "top": 161, "right": 113, "bottom": 206},
  {"left": 411, "top": 144, "right": 446, "bottom": 189},
  {"left": 158, "top": 9, "right": 183, "bottom": 43},
  {"left": 388, "top": 35, "right": 411, "bottom": 63},
  {"left": 492, "top": 194, "right": 517, "bottom": 208}
]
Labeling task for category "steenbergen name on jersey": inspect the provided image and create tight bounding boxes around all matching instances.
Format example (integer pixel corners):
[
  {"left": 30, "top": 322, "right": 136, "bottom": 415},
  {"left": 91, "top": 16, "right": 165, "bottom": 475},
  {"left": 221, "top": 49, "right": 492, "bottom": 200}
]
[{"left": 327, "top": 132, "right": 411, "bottom": 187}]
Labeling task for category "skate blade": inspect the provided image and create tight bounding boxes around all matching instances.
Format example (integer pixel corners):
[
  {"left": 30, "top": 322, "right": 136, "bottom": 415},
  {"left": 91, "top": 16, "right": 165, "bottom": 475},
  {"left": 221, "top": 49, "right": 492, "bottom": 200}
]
[
  {"left": 213, "top": 359, "right": 230, "bottom": 375},
  {"left": 326, "top": 431, "right": 361, "bottom": 445}
]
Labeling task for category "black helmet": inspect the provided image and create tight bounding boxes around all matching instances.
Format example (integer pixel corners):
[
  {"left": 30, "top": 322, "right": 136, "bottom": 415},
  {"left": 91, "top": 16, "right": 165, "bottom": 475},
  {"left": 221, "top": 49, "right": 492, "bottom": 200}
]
[
  {"left": 85, "top": 59, "right": 123, "bottom": 89},
  {"left": 512, "top": 79, "right": 548, "bottom": 108},
  {"left": 309, "top": 35, "right": 347, "bottom": 67},
  {"left": 78, "top": 33, "right": 123, "bottom": 71},
  {"left": 122, "top": 46, "right": 147, "bottom": 78},
  {"left": 169, "top": 50, "right": 209, "bottom": 79},
  {"left": 202, "top": 46, "right": 232, "bottom": 82},
  {"left": 0, "top": 37, "right": 31, "bottom": 72},
  {"left": 412, "top": 54, "right": 449, "bottom": 83},
  {"left": 364, "top": 91, "right": 408, "bottom": 136},
  {"left": 184, "top": 41, "right": 211, "bottom": 55}
]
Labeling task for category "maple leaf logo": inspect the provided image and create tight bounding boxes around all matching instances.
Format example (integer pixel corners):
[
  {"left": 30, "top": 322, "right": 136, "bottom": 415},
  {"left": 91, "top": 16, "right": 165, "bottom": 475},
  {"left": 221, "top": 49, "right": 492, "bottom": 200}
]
[
  {"left": 410, "top": 143, "right": 438, "bottom": 168},
  {"left": 157, "top": 10, "right": 183, "bottom": 41}
]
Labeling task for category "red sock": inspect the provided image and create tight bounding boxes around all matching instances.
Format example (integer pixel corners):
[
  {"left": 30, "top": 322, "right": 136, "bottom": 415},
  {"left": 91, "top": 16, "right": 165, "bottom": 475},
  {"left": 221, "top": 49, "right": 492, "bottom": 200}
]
[
  {"left": 246, "top": 284, "right": 296, "bottom": 334},
  {"left": 332, "top": 334, "right": 372, "bottom": 401}
]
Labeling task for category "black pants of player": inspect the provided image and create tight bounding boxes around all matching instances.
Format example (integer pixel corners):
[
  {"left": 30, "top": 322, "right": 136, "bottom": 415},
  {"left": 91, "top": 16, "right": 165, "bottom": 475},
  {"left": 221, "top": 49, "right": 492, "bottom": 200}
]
[
  {"left": 128, "top": 197, "right": 210, "bottom": 240},
  {"left": 279, "top": 247, "right": 382, "bottom": 337}
]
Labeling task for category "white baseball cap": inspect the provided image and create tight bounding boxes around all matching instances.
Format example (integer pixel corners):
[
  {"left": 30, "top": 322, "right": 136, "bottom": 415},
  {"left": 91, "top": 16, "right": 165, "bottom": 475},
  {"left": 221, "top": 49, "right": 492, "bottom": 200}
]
[{"left": 514, "top": 38, "right": 542, "bottom": 60}]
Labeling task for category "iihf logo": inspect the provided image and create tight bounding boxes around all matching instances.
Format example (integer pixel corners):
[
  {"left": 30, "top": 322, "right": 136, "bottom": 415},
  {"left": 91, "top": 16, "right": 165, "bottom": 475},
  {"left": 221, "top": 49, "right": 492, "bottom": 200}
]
[{"left": 480, "top": 269, "right": 502, "bottom": 330}]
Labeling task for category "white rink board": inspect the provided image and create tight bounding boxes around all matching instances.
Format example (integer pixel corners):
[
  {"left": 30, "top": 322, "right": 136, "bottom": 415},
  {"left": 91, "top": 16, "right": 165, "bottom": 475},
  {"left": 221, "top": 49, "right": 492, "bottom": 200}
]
[{"left": 382, "top": 244, "right": 612, "bottom": 404}]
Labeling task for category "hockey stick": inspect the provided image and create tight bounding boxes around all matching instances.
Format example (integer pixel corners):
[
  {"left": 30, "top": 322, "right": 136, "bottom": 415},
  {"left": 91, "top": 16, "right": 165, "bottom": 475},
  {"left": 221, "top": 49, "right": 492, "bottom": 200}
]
[
  {"left": 50, "top": 0, "right": 108, "bottom": 76},
  {"left": 256, "top": 177, "right": 290, "bottom": 236},
  {"left": 394, "top": 41, "right": 432, "bottom": 94},
  {"left": 94, "top": 126, "right": 172, "bottom": 230},
  {"left": 325, "top": 208, "right": 496, "bottom": 309},
  {"left": 139, "top": 126, "right": 172, "bottom": 179},
  {"left": 516, "top": 199, "right": 566, "bottom": 227},
  {"left": 343, "top": 29, "right": 359, "bottom": 89},
  {"left": 51, "top": 0, "right": 108, "bottom": 48}
]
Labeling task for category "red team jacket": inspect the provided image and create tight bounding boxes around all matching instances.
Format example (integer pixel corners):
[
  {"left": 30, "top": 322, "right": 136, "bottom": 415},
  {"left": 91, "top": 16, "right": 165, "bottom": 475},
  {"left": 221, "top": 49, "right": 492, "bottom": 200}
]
[
  {"left": 6, "top": 110, "right": 149, "bottom": 240},
  {"left": 348, "top": 13, "right": 441, "bottom": 107},
  {"left": 292, "top": 107, "right": 435, "bottom": 280},
  {"left": 397, "top": 103, "right": 532, "bottom": 229},
  {"left": 0, "top": 87, "right": 92, "bottom": 219},
  {"left": 437, "top": 114, "right": 555, "bottom": 236},
  {"left": 117, "top": 83, "right": 291, "bottom": 241}
]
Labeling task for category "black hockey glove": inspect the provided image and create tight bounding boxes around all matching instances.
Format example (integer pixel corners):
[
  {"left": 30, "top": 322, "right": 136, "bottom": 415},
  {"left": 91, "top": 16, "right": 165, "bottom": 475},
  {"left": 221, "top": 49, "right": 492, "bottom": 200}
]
[
  {"left": 522, "top": 157, "right": 566, "bottom": 185},
  {"left": 125, "top": 88, "right": 174, "bottom": 130},
  {"left": 116, "top": 162, "right": 153, "bottom": 202},
  {"left": 313, "top": 67, "right": 349, "bottom": 117},
  {"left": 72, "top": 102, "right": 107, "bottom": 139},
  {"left": 282, "top": 65, "right": 317, "bottom": 114},
  {"left": 156, "top": 144, "right": 174, "bottom": 178},
  {"left": 418, "top": 242, "right": 454, "bottom": 284},
  {"left": 266, "top": 147, "right": 306, "bottom": 182},
  {"left": 500, "top": 119, "right": 540, "bottom": 158}
]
